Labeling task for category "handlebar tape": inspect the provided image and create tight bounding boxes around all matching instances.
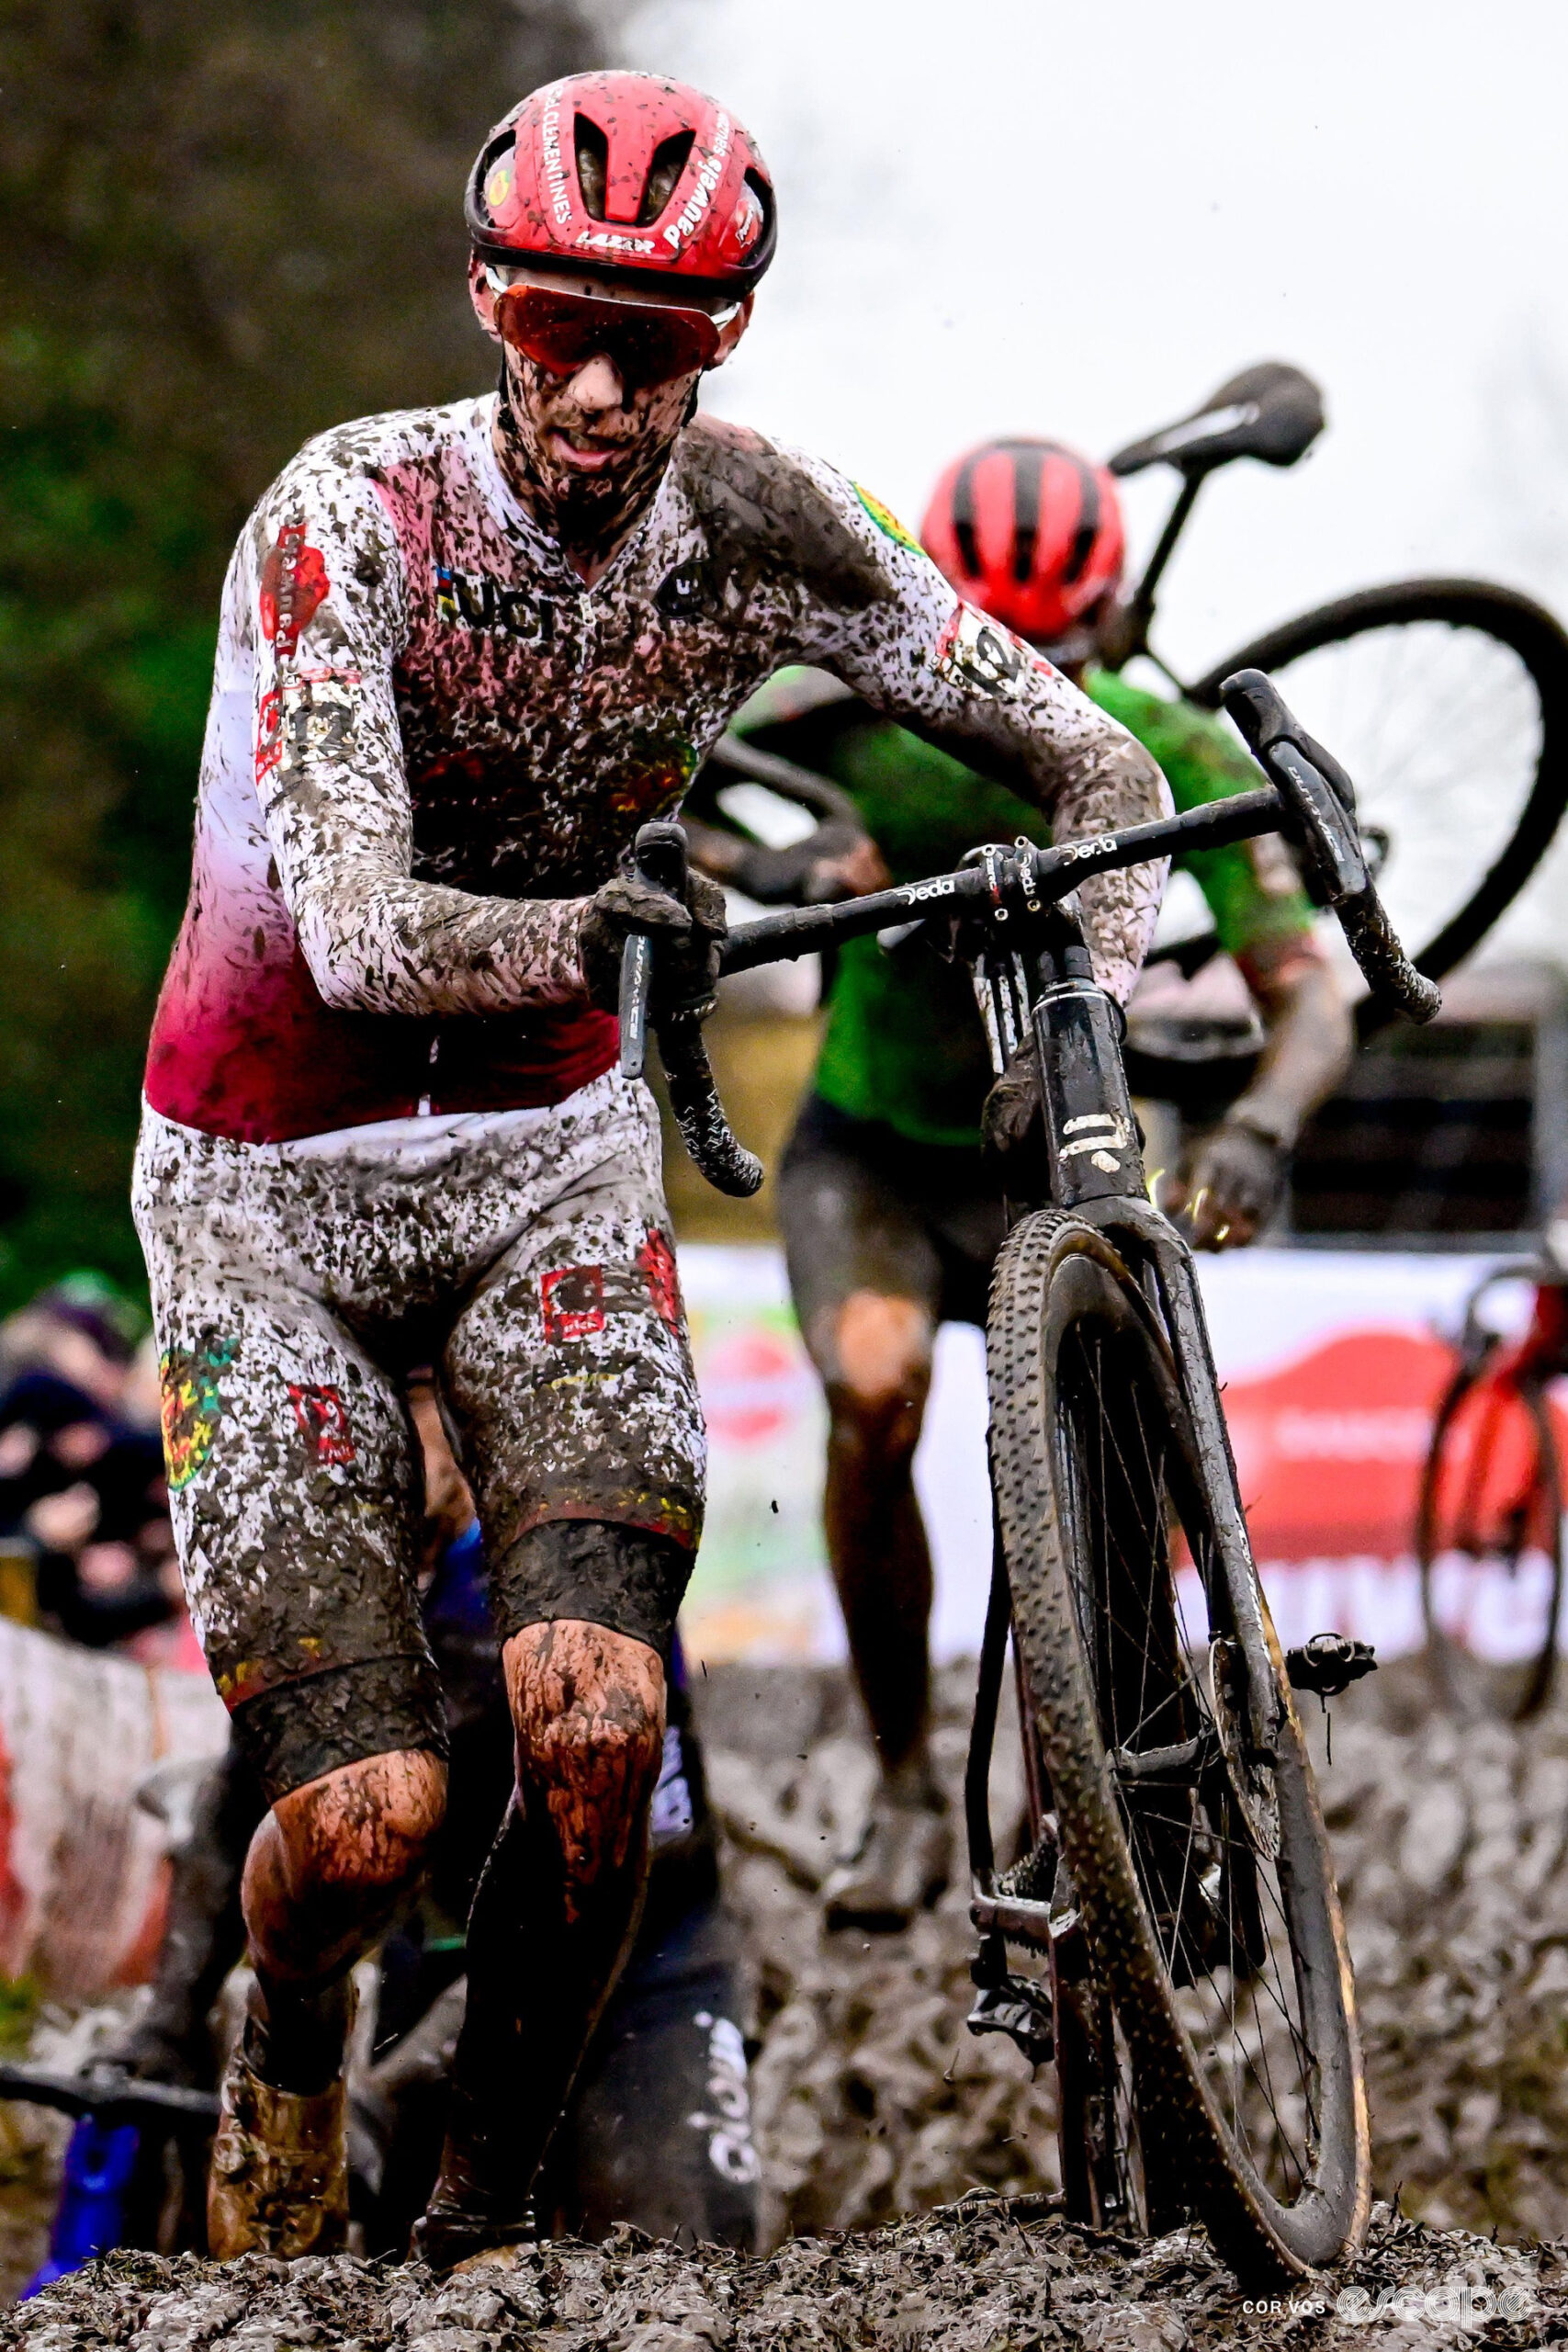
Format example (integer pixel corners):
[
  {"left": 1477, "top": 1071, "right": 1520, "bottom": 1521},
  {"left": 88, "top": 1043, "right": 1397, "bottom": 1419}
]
[
  {"left": 1336, "top": 890, "right": 1442, "bottom": 1025},
  {"left": 658, "top": 1011, "right": 764, "bottom": 1198},
  {"left": 1220, "top": 669, "right": 1440, "bottom": 1027},
  {"left": 618, "top": 820, "right": 690, "bottom": 1082}
]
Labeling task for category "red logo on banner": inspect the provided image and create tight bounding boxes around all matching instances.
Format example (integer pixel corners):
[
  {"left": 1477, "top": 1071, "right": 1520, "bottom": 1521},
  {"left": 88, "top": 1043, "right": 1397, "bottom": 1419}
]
[
  {"left": 1222, "top": 1331, "right": 1451, "bottom": 1559},
  {"left": 703, "top": 1327, "right": 807, "bottom": 1446},
  {"left": 542, "top": 1264, "right": 605, "bottom": 1343},
  {"left": 288, "top": 1383, "right": 355, "bottom": 1465}
]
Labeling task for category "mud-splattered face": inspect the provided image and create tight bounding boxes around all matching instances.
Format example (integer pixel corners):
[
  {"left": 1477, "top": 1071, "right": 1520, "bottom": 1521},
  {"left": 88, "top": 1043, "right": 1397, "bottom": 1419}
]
[{"left": 469, "top": 256, "right": 750, "bottom": 571}]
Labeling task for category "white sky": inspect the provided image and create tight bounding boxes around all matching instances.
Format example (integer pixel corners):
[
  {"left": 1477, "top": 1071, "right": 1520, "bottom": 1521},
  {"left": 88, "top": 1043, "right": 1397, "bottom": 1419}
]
[{"left": 622, "top": 0, "right": 1568, "bottom": 960}]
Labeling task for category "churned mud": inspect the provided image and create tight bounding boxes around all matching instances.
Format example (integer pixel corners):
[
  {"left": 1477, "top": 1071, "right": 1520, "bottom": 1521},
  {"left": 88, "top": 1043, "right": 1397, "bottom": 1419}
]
[
  {"left": 706, "top": 1654, "right": 1568, "bottom": 2247},
  {"left": 2, "top": 2204, "right": 1556, "bottom": 2348},
  {"left": 8, "top": 1654, "right": 1568, "bottom": 2343}
]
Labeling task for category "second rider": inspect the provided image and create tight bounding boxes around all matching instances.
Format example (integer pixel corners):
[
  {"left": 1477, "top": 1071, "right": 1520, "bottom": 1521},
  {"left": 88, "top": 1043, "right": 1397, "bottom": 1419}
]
[{"left": 718, "top": 437, "right": 1353, "bottom": 1929}]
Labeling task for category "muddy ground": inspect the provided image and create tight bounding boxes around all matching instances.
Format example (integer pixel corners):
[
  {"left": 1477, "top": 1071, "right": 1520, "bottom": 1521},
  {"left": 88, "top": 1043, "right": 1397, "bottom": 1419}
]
[
  {"left": 6, "top": 1652, "right": 1568, "bottom": 2343},
  {"left": 2, "top": 2205, "right": 1559, "bottom": 2350}
]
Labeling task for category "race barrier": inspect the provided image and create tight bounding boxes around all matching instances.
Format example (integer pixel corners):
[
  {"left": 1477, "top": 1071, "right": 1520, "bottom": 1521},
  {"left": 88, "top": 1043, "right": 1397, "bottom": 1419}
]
[
  {"left": 0, "top": 1622, "right": 227, "bottom": 1998},
  {"left": 681, "top": 1242, "right": 1560, "bottom": 1664}
]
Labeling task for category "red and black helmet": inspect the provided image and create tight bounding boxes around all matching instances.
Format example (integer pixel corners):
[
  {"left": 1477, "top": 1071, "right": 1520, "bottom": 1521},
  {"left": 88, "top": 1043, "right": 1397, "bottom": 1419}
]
[
  {"left": 467, "top": 70, "right": 776, "bottom": 296},
  {"left": 920, "top": 439, "right": 1125, "bottom": 643}
]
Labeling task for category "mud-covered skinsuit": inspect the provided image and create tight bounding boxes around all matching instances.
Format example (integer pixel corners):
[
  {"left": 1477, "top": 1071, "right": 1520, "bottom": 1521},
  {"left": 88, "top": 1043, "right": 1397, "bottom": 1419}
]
[
  {"left": 132, "top": 390, "right": 1168, "bottom": 2254},
  {"left": 136, "top": 395, "right": 1168, "bottom": 1773}
]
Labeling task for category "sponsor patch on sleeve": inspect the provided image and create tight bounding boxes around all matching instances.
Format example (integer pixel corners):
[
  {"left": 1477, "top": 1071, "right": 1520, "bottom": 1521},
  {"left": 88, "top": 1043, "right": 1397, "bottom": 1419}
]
[
  {"left": 259, "top": 523, "right": 331, "bottom": 659},
  {"left": 160, "top": 1340, "right": 237, "bottom": 1490},
  {"left": 931, "top": 601, "right": 1031, "bottom": 699},
  {"left": 852, "top": 485, "right": 925, "bottom": 554}
]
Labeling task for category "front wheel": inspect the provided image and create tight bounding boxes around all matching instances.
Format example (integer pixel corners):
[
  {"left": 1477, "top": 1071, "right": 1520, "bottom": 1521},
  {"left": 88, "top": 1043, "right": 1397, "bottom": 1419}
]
[
  {"left": 987, "top": 1211, "right": 1369, "bottom": 2282},
  {"left": 1190, "top": 580, "right": 1568, "bottom": 1011}
]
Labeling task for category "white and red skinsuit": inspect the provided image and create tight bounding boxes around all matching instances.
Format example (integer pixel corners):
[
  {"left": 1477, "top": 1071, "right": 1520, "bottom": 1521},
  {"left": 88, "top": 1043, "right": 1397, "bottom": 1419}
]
[{"left": 145, "top": 396, "right": 1169, "bottom": 1145}]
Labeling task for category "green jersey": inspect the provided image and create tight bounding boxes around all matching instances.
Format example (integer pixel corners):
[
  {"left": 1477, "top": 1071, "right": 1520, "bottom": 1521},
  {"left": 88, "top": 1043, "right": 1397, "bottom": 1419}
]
[{"left": 731, "top": 668, "right": 1314, "bottom": 1149}]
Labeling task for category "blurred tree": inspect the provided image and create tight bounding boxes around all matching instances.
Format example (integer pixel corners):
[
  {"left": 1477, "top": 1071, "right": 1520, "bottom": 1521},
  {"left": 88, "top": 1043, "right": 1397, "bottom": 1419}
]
[{"left": 0, "top": 0, "right": 613, "bottom": 1308}]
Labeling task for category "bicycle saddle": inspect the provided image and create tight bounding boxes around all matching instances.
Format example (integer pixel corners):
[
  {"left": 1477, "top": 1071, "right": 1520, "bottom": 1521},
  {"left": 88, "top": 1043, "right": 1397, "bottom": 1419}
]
[{"left": 1109, "top": 362, "right": 1325, "bottom": 479}]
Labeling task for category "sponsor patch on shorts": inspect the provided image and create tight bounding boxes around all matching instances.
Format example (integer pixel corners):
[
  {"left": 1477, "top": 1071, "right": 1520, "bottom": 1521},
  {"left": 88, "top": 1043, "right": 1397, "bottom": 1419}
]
[
  {"left": 288, "top": 1382, "right": 355, "bottom": 1465},
  {"left": 160, "top": 1340, "right": 238, "bottom": 1490},
  {"left": 542, "top": 1264, "right": 606, "bottom": 1342},
  {"left": 637, "top": 1227, "right": 682, "bottom": 1331}
]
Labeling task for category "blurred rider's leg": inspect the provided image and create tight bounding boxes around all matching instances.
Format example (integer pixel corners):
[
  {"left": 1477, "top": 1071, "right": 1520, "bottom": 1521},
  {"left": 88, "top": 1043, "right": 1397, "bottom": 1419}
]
[{"left": 778, "top": 1097, "right": 1004, "bottom": 1931}]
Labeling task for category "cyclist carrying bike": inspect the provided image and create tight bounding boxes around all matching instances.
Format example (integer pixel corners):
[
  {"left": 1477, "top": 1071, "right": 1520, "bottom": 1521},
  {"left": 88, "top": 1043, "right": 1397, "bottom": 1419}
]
[
  {"left": 719, "top": 438, "right": 1353, "bottom": 1929},
  {"left": 132, "top": 77, "right": 1168, "bottom": 2269}
]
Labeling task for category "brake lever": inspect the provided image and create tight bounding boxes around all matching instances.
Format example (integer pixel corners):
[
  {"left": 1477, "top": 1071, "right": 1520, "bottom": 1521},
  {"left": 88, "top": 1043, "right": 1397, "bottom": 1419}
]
[
  {"left": 617, "top": 820, "right": 764, "bottom": 1199},
  {"left": 617, "top": 821, "right": 688, "bottom": 1082}
]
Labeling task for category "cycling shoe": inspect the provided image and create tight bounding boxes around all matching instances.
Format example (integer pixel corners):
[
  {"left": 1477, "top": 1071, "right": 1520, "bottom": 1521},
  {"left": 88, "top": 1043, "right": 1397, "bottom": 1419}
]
[
  {"left": 206, "top": 2048, "right": 349, "bottom": 2259},
  {"left": 822, "top": 1778, "right": 949, "bottom": 1933},
  {"left": 410, "top": 2198, "right": 536, "bottom": 2275}
]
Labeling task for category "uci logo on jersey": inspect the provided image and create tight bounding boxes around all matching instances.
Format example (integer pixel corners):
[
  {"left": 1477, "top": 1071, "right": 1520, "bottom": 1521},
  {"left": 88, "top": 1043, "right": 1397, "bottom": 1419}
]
[
  {"left": 434, "top": 565, "right": 555, "bottom": 643},
  {"left": 655, "top": 560, "right": 715, "bottom": 621}
]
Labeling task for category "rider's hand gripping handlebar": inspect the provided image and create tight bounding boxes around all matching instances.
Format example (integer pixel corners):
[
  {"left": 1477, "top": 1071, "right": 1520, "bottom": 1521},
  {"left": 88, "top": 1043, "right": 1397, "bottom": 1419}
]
[
  {"left": 1220, "top": 668, "right": 1442, "bottom": 1026},
  {"left": 617, "top": 821, "right": 763, "bottom": 1199}
]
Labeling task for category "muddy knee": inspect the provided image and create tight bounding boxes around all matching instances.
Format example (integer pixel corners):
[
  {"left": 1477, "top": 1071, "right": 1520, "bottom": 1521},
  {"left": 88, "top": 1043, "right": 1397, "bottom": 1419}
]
[
  {"left": 504, "top": 1618, "right": 665, "bottom": 1890},
  {"left": 825, "top": 1291, "right": 933, "bottom": 1458},
  {"left": 246, "top": 1748, "right": 447, "bottom": 1965}
]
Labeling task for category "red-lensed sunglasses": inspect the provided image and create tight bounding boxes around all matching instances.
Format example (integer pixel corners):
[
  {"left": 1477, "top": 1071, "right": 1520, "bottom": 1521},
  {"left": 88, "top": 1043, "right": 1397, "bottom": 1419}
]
[{"left": 491, "top": 278, "right": 736, "bottom": 392}]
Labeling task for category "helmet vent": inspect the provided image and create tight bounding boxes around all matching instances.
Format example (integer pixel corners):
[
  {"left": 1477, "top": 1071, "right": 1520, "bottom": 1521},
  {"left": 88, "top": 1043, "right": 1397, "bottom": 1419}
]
[
  {"left": 574, "top": 114, "right": 610, "bottom": 219},
  {"left": 640, "top": 130, "right": 696, "bottom": 224},
  {"left": 1008, "top": 445, "right": 1044, "bottom": 583}
]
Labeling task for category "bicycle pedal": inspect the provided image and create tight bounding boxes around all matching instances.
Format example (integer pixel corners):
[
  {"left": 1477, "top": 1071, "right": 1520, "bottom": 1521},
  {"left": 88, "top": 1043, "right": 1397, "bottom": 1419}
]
[
  {"left": 1285, "top": 1632, "right": 1377, "bottom": 1699},
  {"left": 965, "top": 1977, "right": 1055, "bottom": 2065}
]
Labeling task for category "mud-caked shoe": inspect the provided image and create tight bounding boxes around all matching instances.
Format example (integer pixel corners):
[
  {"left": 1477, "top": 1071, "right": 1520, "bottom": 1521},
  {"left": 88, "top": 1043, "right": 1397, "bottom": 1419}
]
[
  {"left": 410, "top": 2196, "right": 536, "bottom": 2276},
  {"left": 823, "top": 1776, "right": 950, "bottom": 1932},
  {"left": 206, "top": 2046, "right": 350, "bottom": 2260}
]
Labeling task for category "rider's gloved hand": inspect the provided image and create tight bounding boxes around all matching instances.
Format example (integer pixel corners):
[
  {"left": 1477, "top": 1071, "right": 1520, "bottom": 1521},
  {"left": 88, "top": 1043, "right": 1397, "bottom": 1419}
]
[
  {"left": 580, "top": 867, "right": 729, "bottom": 1019},
  {"left": 728, "top": 823, "right": 890, "bottom": 907},
  {"left": 1168, "top": 1117, "right": 1288, "bottom": 1250},
  {"left": 981, "top": 1039, "right": 1043, "bottom": 1168}
]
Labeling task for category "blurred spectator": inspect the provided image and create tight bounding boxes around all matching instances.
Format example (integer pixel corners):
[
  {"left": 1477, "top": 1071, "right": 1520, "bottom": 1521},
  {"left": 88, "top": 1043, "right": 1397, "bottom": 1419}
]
[{"left": 0, "top": 1273, "right": 179, "bottom": 1649}]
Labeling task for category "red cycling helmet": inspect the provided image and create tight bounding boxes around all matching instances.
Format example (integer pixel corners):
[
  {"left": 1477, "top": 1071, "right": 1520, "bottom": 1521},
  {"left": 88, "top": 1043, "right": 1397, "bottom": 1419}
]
[
  {"left": 467, "top": 70, "right": 776, "bottom": 296},
  {"left": 920, "top": 439, "right": 1125, "bottom": 644}
]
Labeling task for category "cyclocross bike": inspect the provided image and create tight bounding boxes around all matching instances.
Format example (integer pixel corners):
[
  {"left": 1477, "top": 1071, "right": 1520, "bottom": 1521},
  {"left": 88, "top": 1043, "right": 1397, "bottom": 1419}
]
[
  {"left": 623, "top": 669, "right": 1424, "bottom": 2287},
  {"left": 1418, "top": 1258, "right": 1568, "bottom": 1721}
]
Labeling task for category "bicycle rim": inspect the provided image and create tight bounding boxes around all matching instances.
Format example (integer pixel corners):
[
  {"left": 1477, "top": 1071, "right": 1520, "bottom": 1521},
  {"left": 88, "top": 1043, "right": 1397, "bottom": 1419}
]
[
  {"left": 1190, "top": 581, "right": 1568, "bottom": 1009},
  {"left": 988, "top": 1212, "right": 1369, "bottom": 2280},
  {"left": 1418, "top": 1362, "right": 1564, "bottom": 1721}
]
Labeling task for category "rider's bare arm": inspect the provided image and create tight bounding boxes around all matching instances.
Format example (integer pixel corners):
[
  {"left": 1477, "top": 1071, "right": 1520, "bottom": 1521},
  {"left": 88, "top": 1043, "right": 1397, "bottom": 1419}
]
[
  {"left": 1232, "top": 932, "right": 1354, "bottom": 1148},
  {"left": 249, "top": 465, "right": 589, "bottom": 1019},
  {"left": 770, "top": 447, "right": 1172, "bottom": 1001}
]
